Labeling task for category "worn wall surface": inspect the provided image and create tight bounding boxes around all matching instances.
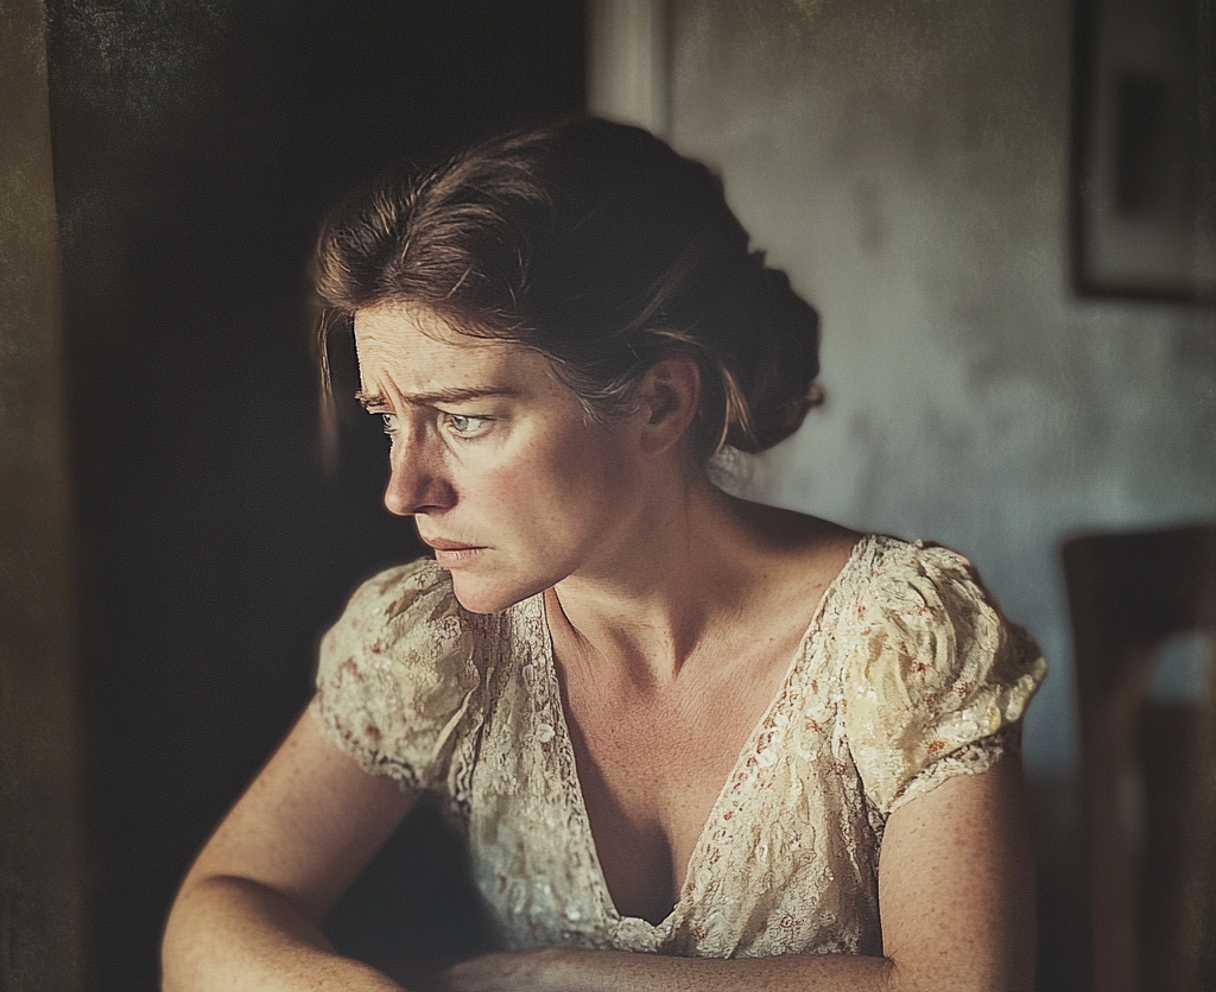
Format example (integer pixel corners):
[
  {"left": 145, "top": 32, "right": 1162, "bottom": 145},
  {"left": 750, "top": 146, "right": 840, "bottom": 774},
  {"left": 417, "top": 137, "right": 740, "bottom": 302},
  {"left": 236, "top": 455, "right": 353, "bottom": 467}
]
[{"left": 645, "top": 0, "right": 1216, "bottom": 779}]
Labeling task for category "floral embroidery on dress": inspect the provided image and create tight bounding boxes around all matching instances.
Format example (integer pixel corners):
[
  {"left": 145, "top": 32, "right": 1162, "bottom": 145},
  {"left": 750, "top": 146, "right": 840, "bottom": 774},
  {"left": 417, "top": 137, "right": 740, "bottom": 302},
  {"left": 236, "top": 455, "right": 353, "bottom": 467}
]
[{"left": 310, "top": 537, "right": 1047, "bottom": 959}]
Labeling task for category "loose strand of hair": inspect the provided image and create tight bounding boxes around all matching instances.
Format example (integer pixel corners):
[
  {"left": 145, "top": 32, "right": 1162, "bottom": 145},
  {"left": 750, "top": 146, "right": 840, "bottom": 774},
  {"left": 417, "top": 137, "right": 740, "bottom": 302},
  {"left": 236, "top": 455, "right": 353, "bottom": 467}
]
[{"left": 314, "top": 307, "right": 347, "bottom": 478}]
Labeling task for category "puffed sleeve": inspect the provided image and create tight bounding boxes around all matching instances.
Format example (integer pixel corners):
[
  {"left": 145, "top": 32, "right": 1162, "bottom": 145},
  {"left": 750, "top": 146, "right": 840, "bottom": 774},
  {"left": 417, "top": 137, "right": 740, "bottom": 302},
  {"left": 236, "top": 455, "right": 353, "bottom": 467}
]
[
  {"left": 842, "top": 541, "right": 1047, "bottom": 815},
  {"left": 309, "top": 557, "right": 484, "bottom": 793}
]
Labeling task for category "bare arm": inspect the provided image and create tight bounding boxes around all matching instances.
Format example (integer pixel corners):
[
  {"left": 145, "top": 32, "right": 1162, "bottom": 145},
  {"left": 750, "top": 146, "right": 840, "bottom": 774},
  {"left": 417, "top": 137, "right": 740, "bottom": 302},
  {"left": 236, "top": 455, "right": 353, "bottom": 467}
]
[
  {"left": 428, "top": 757, "right": 1036, "bottom": 992},
  {"left": 161, "top": 708, "right": 418, "bottom": 991}
]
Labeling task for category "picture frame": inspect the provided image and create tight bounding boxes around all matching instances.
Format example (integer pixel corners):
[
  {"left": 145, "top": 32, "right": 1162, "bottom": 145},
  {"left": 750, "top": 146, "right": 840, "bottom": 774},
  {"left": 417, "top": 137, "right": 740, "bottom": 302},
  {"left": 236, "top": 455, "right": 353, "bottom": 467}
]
[{"left": 1070, "top": 0, "right": 1216, "bottom": 303}]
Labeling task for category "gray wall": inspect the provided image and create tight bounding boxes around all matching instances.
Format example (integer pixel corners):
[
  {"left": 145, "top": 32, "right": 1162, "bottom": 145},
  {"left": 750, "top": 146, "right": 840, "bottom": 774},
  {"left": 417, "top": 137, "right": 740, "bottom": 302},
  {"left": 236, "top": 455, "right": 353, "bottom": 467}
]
[{"left": 593, "top": 0, "right": 1216, "bottom": 797}]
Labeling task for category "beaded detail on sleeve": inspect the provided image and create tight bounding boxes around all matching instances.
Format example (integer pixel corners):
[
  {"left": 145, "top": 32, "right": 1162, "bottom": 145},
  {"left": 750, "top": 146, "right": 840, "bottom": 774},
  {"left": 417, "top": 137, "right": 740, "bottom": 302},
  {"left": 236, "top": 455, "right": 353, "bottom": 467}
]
[{"left": 308, "top": 537, "right": 1047, "bottom": 958}]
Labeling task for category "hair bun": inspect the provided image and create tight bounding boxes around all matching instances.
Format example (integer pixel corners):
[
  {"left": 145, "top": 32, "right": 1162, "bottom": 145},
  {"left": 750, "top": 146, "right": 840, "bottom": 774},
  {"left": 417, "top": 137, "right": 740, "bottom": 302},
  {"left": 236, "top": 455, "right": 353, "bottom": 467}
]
[{"left": 715, "top": 261, "right": 821, "bottom": 454}]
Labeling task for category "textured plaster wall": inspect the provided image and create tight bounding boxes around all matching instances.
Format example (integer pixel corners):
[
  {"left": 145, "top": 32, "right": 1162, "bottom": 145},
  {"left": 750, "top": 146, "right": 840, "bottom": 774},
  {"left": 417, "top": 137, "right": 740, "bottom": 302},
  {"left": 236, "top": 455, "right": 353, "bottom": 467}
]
[{"left": 657, "top": 0, "right": 1216, "bottom": 786}]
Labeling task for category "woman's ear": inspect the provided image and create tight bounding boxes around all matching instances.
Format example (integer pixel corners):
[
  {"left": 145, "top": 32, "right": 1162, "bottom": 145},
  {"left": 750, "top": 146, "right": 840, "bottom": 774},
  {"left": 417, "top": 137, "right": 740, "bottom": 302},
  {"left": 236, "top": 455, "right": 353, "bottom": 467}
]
[{"left": 636, "top": 350, "right": 702, "bottom": 454}]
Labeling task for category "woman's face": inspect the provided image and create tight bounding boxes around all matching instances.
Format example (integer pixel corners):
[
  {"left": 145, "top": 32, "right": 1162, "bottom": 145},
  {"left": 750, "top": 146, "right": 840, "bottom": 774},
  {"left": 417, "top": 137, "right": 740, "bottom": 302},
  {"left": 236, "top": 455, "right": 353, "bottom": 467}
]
[{"left": 353, "top": 305, "right": 645, "bottom": 613}]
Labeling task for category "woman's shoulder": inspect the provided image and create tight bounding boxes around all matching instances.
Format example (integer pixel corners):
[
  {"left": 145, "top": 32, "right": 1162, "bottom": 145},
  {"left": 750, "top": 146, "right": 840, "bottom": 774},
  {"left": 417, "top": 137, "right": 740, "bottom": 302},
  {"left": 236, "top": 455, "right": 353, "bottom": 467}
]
[
  {"left": 848, "top": 531, "right": 977, "bottom": 577},
  {"left": 315, "top": 555, "right": 503, "bottom": 682},
  {"left": 824, "top": 532, "right": 1043, "bottom": 669},
  {"left": 329, "top": 555, "right": 454, "bottom": 623},
  {"left": 731, "top": 500, "right": 863, "bottom": 590},
  {"left": 825, "top": 533, "right": 1047, "bottom": 812},
  {"left": 310, "top": 557, "right": 492, "bottom": 789},
  {"left": 840, "top": 533, "right": 1022, "bottom": 631},
  {"left": 734, "top": 502, "right": 1024, "bottom": 640}
]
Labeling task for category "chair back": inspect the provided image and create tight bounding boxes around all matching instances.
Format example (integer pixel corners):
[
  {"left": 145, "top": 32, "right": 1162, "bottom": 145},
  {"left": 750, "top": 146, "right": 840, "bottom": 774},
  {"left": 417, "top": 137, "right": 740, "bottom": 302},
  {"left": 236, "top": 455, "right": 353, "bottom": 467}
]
[{"left": 1063, "top": 524, "right": 1216, "bottom": 992}]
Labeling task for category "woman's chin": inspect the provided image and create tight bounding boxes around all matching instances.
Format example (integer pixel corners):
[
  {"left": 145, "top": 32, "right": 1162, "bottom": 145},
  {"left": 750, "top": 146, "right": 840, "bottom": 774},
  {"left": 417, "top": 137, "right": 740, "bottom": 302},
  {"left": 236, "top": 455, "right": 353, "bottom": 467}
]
[{"left": 447, "top": 572, "right": 537, "bottom": 615}]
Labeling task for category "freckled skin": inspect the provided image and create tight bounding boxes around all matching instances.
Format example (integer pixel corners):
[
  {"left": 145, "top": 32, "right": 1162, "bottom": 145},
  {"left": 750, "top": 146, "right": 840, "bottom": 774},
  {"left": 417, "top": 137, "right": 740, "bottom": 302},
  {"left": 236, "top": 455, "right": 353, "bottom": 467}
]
[
  {"left": 162, "top": 303, "right": 1038, "bottom": 992},
  {"left": 354, "top": 305, "right": 649, "bottom": 614}
]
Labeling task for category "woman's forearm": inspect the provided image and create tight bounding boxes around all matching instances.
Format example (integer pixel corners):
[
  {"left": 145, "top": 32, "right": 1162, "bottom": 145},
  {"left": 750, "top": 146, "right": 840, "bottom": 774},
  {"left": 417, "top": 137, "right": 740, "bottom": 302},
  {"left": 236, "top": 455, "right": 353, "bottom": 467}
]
[{"left": 161, "top": 875, "right": 406, "bottom": 992}]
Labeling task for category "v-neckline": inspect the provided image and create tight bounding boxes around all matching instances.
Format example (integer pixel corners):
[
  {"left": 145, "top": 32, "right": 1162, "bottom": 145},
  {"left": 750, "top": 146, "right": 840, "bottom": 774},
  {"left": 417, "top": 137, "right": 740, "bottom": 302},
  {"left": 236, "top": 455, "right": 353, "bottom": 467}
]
[{"left": 534, "top": 534, "right": 873, "bottom": 929}]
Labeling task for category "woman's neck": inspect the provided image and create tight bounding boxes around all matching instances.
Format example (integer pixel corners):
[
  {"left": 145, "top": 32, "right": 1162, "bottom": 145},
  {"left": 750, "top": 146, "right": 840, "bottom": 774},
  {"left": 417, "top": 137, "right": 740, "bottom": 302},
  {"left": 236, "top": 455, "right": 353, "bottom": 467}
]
[{"left": 547, "top": 482, "right": 842, "bottom": 686}]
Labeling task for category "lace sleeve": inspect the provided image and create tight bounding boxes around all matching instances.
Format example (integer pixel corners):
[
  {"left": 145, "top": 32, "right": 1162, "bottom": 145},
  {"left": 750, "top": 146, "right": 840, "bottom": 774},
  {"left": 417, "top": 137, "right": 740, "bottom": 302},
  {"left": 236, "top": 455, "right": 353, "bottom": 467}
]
[
  {"left": 309, "top": 558, "right": 484, "bottom": 794},
  {"left": 842, "top": 542, "right": 1047, "bottom": 815}
]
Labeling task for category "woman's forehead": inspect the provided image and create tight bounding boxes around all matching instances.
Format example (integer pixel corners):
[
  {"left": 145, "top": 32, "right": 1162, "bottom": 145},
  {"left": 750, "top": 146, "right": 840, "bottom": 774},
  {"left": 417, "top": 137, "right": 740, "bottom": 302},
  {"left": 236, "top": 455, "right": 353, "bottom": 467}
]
[
  {"left": 353, "top": 305, "right": 552, "bottom": 396},
  {"left": 355, "top": 303, "right": 483, "bottom": 347}
]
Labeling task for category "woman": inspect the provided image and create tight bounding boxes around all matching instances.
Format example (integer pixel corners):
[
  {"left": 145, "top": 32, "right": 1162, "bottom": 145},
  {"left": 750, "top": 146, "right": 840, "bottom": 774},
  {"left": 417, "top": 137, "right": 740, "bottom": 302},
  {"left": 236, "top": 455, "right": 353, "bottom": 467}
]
[{"left": 162, "top": 117, "right": 1046, "bottom": 991}]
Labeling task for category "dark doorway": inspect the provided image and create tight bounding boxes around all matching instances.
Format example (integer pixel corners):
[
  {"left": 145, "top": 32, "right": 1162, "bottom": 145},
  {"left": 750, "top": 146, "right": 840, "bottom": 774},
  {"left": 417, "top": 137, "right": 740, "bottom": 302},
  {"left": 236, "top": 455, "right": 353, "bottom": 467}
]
[{"left": 44, "top": 3, "right": 585, "bottom": 988}]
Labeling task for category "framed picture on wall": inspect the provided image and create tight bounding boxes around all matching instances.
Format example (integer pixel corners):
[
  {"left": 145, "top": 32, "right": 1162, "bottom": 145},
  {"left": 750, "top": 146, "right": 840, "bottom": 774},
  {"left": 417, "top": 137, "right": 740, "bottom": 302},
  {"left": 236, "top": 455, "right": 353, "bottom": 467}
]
[{"left": 1070, "top": 0, "right": 1215, "bottom": 303}]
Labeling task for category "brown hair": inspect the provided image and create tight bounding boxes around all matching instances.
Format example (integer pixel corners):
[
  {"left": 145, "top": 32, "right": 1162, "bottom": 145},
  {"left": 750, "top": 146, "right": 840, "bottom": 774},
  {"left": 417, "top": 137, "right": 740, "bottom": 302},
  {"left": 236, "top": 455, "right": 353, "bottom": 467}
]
[{"left": 315, "top": 117, "right": 821, "bottom": 458}]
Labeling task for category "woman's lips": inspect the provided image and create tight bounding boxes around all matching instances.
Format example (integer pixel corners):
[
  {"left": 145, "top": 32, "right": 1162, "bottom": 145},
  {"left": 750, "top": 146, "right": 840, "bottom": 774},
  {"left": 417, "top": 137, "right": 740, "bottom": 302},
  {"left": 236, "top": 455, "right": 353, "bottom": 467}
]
[{"left": 421, "top": 536, "right": 485, "bottom": 566}]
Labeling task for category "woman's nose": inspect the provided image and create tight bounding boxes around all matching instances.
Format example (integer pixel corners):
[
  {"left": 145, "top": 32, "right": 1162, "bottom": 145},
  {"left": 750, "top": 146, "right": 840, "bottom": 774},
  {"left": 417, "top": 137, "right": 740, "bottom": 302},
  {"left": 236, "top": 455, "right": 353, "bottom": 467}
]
[{"left": 383, "top": 438, "right": 454, "bottom": 516}]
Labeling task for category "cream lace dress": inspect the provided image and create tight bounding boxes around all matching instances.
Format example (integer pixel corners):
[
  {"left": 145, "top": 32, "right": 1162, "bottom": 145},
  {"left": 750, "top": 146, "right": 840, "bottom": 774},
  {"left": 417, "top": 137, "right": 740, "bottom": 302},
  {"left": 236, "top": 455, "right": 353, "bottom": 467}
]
[{"left": 310, "top": 534, "right": 1046, "bottom": 959}]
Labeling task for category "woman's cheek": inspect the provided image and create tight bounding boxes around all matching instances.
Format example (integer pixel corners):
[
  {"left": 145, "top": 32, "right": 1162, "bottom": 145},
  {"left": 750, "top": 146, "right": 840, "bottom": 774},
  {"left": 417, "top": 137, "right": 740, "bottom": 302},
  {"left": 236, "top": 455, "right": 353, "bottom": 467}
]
[{"left": 473, "top": 462, "right": 543, "bottom": 519}]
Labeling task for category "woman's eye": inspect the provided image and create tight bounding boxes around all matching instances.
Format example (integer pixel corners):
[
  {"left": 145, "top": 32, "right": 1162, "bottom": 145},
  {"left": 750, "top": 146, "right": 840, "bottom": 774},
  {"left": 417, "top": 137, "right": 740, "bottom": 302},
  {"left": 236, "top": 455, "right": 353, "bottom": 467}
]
[
  {"left": 380, "top": 413, "right": 399, "bottom": 436},
  {"left": 444, "top": 413, "right": 489, "bottom": 437}
]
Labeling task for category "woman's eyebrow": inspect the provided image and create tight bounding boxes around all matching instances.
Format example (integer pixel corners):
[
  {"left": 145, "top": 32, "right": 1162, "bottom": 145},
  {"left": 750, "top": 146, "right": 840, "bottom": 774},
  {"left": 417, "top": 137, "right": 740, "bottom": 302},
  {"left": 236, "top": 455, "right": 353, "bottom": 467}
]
[{"left": 354, "top": 386, "right": 518, "bottom": 409}]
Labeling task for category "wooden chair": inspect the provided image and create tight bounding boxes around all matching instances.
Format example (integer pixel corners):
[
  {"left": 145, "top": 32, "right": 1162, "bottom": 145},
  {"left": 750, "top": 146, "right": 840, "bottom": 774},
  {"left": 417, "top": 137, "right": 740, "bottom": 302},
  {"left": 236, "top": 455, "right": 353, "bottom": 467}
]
[{"left": 1063, "top": 524, "right": 1216, "bottom": 992}]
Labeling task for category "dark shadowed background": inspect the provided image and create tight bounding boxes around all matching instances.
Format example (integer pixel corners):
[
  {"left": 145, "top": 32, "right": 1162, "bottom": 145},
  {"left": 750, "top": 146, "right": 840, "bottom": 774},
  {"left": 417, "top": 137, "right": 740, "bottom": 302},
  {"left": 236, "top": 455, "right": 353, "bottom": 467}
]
[{"left": 41, "top": 2, "right": 584, "bottom": 988}]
